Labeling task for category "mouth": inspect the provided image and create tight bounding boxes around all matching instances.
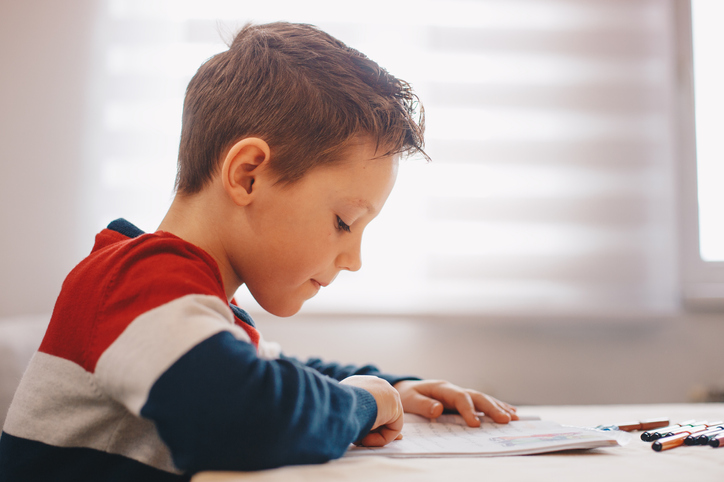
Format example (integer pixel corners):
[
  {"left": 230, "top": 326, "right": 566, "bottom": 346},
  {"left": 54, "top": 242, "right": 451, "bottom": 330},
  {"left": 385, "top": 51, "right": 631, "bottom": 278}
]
[{"left": 311, "top": 278, "right": 331, "bottom": 289}]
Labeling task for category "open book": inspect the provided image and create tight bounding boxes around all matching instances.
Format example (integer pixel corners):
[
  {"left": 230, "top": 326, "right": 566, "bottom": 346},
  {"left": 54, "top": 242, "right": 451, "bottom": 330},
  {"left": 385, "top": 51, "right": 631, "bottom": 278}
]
[{"left": 346, "top": 413, "right": 627, "bottom": 457}]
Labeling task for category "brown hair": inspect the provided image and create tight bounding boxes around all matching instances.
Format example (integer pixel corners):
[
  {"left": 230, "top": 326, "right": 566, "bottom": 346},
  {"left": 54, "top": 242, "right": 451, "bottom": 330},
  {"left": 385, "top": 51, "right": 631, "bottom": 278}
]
[{"left": 176, "top": 22, "right": 427, "bottom": 194}]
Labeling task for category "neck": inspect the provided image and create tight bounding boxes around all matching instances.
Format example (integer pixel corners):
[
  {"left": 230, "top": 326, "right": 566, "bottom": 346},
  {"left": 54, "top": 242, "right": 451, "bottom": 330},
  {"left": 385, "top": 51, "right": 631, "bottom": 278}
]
[{"left": 158, "top": 191, "right": 241, "bottom": 301}]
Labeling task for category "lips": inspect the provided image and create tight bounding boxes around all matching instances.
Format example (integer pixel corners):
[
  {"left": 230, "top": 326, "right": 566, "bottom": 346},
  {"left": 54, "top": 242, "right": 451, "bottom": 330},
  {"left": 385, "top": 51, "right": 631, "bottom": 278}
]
[{"left": 311, "top": 279, "right": 329, "bottom": 289}]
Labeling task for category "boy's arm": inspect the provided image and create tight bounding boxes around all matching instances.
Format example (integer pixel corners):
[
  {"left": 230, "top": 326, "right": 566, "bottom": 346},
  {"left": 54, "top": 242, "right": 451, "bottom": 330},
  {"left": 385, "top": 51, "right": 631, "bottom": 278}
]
[
  {"left": 137, "top": 332, "right": 377, "bottom": 472},
  {"left": 281, "top": 354, "right": 420, "bottom": 386},
  {"left": 283, "top": 357, "right": 518, "bottom": 426},
  {"left": 94, "top": 294, "right": 389, "bottom": 473}
]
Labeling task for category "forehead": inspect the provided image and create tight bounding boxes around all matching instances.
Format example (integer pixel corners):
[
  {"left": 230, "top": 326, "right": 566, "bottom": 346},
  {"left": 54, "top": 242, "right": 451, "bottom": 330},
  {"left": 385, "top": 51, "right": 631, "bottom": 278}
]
[
  {"left": 315, "top": 149, "right": 398, "bottom": 187},
  {"left": 303, "top": 144, "right": 398, "bottom": 212},
  {"left": 312, "top": 136, "right": 398, "bottom": 176}
]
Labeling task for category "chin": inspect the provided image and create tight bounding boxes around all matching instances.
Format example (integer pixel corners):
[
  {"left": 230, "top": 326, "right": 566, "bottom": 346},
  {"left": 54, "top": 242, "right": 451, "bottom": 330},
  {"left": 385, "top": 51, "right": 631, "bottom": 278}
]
[
  {"left": 259, "top": 299, "right": 304, "bottom": 318},
  {"left": 249, "top": 286, "right": 310, "bottom": 318},
  {"left": 268, "top": 307, "right": 301, "bottom": 318}
]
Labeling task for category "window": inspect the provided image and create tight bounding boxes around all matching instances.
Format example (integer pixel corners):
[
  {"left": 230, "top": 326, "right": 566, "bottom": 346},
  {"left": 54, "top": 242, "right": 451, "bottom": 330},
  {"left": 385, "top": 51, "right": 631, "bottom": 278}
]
[
  {"left": 84, "top": 0, "right": 681, "bottom": 318},
  {"left": 678, "top": 0, "right": 724, "bottom": 309}
]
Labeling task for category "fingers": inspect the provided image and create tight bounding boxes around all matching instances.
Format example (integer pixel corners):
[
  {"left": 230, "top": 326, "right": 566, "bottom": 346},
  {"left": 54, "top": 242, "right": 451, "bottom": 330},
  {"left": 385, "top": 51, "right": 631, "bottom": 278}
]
[
  {"left": 469, "top": 391, "right": 518, "bottom": 424},
  {"left": 395, "top": 379, "right": 519, "bottom": 428},
  {"left": 399, "top": 381, "right": 476, "bottom": 427},
  {"left": 341, "top": 375, "right": 403, "bottom": 432},
  {"left": 401, "top": 390, "right": 444, "bottom": 419},
  {"left": 422, "top": 382, "right": 517, "bottom": 426},
  {"left": 452, "top": 391, "right": 482, "bottom": 427},
  {"left": 413, "top": 381, "right": 480, "bottom": 427},
  {"left": 357, "top": 411, "right": 404, "bottom": 447},
  {"left": 501, "top": 400, "right": 519, "bottom": 420},
  {"left": 357, "top": 430, "right": 393, "bottom": 447}
]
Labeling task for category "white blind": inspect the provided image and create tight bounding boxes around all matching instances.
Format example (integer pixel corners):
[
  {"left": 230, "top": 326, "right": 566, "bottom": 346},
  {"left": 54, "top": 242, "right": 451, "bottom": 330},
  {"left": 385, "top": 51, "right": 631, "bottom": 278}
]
[{"left": 84, "top": 0, "right": 679, "bottom": 318}]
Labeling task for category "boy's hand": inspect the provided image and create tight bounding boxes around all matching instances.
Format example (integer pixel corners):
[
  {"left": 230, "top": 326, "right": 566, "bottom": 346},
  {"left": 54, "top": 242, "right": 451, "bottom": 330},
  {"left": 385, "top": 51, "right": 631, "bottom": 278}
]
[
  {"left": 340, "top": 375, "right": 404, "bottom": 447},
  {"left": 394, "top": 380, "right": 518, "bottom": 427}
]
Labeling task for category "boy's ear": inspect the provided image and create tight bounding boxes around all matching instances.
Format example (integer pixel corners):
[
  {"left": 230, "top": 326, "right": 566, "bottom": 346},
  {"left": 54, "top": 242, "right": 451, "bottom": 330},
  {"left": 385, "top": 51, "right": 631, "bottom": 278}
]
[{"left": 221, "top": 137, "right": 271, "bottom": 206}]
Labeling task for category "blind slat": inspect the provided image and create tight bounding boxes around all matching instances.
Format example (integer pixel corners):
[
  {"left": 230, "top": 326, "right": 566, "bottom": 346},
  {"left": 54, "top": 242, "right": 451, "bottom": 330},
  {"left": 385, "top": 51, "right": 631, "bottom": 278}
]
[{"left": 87, "top": 0, "right": 678, "bottom": 317}]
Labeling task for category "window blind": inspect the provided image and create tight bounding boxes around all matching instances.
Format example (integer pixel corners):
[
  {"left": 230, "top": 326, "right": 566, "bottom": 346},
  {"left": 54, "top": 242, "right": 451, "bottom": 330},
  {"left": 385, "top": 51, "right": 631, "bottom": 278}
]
[{"left": 85, "top": 0, "right": 679, "bottom": 318}]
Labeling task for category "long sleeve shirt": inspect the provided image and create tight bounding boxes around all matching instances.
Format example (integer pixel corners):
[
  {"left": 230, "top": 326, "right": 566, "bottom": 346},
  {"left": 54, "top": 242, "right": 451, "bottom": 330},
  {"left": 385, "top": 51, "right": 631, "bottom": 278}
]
[{"left": 0, "top": 219, "right": 415, "bottom": 482}]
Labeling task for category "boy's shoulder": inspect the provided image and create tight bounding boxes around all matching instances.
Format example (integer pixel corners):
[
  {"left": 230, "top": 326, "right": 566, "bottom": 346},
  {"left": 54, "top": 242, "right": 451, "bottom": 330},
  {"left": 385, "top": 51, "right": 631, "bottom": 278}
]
[
  {"left": 87, "top": 218, "right": 223, "bottom": 292},
  {"left": 41, "top": 219, "right": 231, "bottom": 371}
]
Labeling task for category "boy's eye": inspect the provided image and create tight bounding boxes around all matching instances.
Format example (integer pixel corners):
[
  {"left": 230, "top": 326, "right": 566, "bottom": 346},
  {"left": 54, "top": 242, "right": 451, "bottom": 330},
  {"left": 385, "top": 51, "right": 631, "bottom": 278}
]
[{"left": 336, "top": 216, "right": 351, "bottom": 233}]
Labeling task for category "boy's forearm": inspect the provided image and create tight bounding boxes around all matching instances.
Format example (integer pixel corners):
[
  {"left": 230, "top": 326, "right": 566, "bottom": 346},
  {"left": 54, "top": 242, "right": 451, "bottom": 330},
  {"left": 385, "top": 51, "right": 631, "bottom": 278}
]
[
  {"left": 281, "top": 355, "right": 420, "bottom": 386},
  {"left": 140, "top": 332, "right": 377, "bottom": 472}
]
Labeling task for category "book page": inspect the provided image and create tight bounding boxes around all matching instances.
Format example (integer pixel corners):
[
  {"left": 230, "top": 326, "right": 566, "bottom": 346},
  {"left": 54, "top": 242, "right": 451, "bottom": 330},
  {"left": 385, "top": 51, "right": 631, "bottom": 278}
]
[{"left": 346, "top": 415, "right": 624, "bottom": 457}]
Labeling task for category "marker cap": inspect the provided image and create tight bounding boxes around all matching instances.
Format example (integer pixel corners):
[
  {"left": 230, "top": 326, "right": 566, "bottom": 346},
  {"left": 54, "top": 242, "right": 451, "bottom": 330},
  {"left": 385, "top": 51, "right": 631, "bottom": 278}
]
[
  {"left": 641, "top": 419, "right": 696, "bottom": 441},
  {"left": 709, "top": 432, "right": 724, "bottom": 448},
  {"left": 652, "top": 432, "right": 688, "bottom": 452},
  {"left": 694, "top": 426, "right": 724, "bottom": 445}
]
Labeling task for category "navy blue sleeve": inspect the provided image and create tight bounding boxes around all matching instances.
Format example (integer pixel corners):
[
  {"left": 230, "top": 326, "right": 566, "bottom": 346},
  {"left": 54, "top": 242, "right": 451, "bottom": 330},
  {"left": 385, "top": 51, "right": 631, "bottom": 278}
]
[
  {"left": 281, "top": 354, "right": 420, "bottom": 387},
  {"left": 140, "top": 332, "right": 377, "bottom": 473}
]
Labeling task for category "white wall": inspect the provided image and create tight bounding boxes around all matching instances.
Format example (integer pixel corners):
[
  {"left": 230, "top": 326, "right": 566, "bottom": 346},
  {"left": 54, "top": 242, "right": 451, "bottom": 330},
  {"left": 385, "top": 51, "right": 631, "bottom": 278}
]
[
  {"left": 254, "top": 312, "right": 724, "bottom": 405},
  {"left": 1, "top": 0, "right": 722, "bottom": 406},
  {"left": 0, "top": 0, "right": 97, "bottom": 317}
]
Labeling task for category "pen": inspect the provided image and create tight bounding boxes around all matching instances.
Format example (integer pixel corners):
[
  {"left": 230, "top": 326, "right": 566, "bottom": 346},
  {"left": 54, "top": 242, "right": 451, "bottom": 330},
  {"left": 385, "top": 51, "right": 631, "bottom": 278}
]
[
  {"left": 607, "top": 418, "right": 669, "bottom": 432},
  {"left": 661, "top": 421, "right": 719, "bottom": 438},
  {"left": 709, "top": 432, "right": 724, "bottom": 448},
  {"left": 638, "top": 418, "right": 670, "bottom": 431},
  {"left": 689, "top": 426, "right": 724, "bottom": 445},
  {"left": 652, "top": 424, "right": 709, "bottom": 452},
  {"left": 641, "top": 420, "right": 696, "bottom": 441}
]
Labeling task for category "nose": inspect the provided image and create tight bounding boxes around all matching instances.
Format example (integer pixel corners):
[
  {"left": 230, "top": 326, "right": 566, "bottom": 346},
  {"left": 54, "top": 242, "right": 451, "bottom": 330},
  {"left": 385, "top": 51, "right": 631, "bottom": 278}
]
[{"left": 336, "top": 237, "right": 362, "bottom": 272}]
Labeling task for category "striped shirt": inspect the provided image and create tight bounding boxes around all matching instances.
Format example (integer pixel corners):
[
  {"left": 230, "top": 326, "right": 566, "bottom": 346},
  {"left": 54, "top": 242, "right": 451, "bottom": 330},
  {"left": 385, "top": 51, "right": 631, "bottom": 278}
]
[{"left": 0, "top": 219, "right": 412, "bottom": 481}]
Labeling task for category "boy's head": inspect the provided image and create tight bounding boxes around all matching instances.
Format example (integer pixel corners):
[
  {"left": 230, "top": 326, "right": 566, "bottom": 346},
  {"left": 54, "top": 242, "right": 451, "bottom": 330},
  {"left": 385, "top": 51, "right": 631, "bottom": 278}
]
[{"left": 176, "top": 21, "right": 427, "bottom": 194}]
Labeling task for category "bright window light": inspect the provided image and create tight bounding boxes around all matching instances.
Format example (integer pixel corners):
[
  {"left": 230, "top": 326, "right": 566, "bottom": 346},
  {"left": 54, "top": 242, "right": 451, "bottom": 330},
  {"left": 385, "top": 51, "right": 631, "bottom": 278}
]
[
  {"left": 692, "top": 0, "right": 724, "bottom": 262},
  {"left": 89, "top": 0, "right": 679, "bottom": 317}
]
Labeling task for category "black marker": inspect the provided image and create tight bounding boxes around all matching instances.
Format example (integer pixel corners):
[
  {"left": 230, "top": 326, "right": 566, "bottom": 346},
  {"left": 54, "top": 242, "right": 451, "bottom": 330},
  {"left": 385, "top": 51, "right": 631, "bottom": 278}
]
[
  {"left": 660, "top": 420, "right": 714, "bottom": 439},
  {"left": 652, "top": 424, "right": 708, "bottom": 452},
  {"left": 691, "top": 426, "right": 724, "bottom": 445},
  {"left": 709, "top": 432, "right": 724, "bottom": 448},
  {"left": 641, "top": 420, "right": 695, "bottom": 442}
]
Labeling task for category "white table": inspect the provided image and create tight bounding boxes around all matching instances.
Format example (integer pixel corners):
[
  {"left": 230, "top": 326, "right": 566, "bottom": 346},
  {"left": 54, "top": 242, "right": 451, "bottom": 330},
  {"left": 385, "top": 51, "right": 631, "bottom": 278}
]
[{"left": 193, "top": 404, "right": 724, "bottom": 482}]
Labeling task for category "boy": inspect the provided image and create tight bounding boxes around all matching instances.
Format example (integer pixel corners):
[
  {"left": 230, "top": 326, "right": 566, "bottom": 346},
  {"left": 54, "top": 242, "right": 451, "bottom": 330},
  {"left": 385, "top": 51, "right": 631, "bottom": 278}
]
[{"left": 0, "top": 22, "right": 517, "bottom": 481}]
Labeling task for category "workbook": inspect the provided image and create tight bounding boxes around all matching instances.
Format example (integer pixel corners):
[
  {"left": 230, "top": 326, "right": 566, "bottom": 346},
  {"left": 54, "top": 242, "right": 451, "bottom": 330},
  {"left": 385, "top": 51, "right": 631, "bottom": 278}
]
[{"left": 346, "top": 413, "right": 627, "bottom": 457}]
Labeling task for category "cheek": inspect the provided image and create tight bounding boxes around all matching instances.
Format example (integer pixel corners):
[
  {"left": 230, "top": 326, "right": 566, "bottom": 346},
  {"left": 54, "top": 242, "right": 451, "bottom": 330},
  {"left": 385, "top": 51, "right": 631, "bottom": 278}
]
[
  {"left": 287, "top": 236, "right": 333, "bottom": 273},
  {"left": 266, "top": 229, "right": 334, "bottom": 279}
]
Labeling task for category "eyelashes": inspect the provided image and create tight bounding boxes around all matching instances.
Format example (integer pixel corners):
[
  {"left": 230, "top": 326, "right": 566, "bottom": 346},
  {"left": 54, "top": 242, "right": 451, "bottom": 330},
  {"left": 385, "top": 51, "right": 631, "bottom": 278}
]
[{"left": 336, "top": 216, "right": 351, "bottom": 233}]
